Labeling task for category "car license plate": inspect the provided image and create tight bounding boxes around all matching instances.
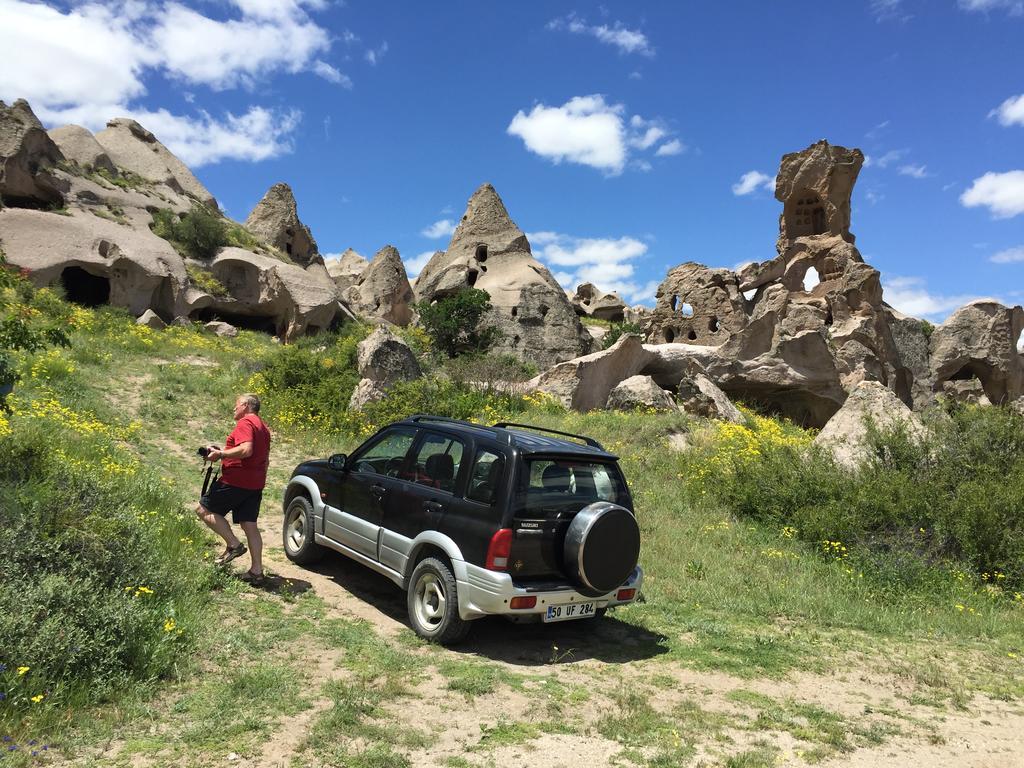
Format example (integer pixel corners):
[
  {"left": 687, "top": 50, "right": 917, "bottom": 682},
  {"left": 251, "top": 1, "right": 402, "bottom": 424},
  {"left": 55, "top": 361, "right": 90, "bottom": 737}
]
[{"left": 543, "top": 601, "right": 596, "bottom": 623}]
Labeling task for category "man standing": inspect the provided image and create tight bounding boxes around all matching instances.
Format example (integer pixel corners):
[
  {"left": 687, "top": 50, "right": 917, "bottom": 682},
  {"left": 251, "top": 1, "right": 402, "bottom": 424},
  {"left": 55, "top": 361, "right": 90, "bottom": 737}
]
[{"left": 197, "top": 393, "right": 272, "bottom": 584}]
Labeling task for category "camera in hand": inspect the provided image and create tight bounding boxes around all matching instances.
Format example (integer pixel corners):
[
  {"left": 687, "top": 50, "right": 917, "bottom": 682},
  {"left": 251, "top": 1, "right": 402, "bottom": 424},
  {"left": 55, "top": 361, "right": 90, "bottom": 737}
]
[{"left": 197, "top": 445, "right": 220, "bottom": 459}]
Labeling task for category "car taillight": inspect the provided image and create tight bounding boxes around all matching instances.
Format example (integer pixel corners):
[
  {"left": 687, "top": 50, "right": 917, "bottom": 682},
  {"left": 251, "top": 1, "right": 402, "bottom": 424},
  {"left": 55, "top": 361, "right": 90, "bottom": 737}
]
[
  {"left": 616, "top": 588, "right": 636, "bottom": 601},
  {"left": 485, "top": 528, "right": 513, "bottom": 571},
  {"left": 509, "top": 596, "right": 536, "bottom": 609}
]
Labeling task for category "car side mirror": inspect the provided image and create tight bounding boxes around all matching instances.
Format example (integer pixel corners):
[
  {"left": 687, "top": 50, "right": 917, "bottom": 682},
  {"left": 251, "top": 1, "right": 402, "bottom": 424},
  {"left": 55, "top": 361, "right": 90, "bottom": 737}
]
[{"left": 328, "top": 453, "right": 347, "bottom": 471}]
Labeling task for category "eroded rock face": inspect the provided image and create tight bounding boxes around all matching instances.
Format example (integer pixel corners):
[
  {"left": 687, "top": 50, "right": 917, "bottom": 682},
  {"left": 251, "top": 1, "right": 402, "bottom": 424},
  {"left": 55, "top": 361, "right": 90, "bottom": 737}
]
[
  {"left": 415, "top": 183, "right": 593, "bottom": 369},
  {"left": 48, "top": 124, "right": 117, "bottom": 175},
  {"left": 646, "top": 263, "right": 748, "bottom": 346},
  {"left": 245, "top": 183, "right": 320, "bottom": 267},
  {"left": 884, "top": 306, "right": 934, "bottom": 409},
  {"left": 606, "top": 375, "right": 678, "bottom": 411},
  {"left": 326, "top": 248, "right": 369, "bottom": 293},
  {"left": 677, "top": 374, "right": 744, "bottom": 423},
  {"left": 0, "top": 99, "right": 67, "bottom": 208},
  {"left": 813, "top": 381, "right": 927, "bottom": 470},
  {"left": 136, "top": 309, "right": 166, "bottom": 329},
  {"left": 930, "top": 301, "right": 1024, "bottom": 405},
  {"left": 775, "top": 139, "right": 863, "bottom": 252},
  {"left": 94, "top": 118, "right": 217, "bottom": 208},
  {"left": 349, "top": 326, "right": 422, "bottom": 409},
  {"left": 572, "top": 283, "right": 627, "bottom": 322},
  {"left": 346, "top": 245, "right": 415, "bottom": 326}
]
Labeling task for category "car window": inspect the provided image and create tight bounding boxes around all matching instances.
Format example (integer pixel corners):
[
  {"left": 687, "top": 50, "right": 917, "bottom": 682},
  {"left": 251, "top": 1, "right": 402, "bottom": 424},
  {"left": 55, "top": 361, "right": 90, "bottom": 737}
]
[
  {"left": 516, "top": 458, "right": 626, "bottom": 515},
  {"left": 352, "top": 428, "right": 415, "bottom": 477},
  {"left": 466, "top": 450, "right": 505, "bottom": 505},
  {"left": 405, "top": 433, "right": 464, "bottom": 493}
]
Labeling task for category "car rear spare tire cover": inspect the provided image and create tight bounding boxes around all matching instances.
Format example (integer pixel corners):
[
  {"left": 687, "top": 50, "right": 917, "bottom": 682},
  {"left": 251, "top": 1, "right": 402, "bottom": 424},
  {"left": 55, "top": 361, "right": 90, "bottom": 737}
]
[{"left": 563, "top": 501, "right": 640, "bottom": 597}]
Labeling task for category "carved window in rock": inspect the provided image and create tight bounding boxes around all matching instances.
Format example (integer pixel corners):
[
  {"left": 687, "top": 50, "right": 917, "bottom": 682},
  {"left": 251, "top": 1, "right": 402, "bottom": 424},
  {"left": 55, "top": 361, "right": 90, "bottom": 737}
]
[
  {"left": 664, "top": 327, "right": 676, "bottom": 343},
  {"left": 802, "top": 266, "right": 821, "bottom": 292},
  {"left": 61, "top": 266, "right": 110, "bottom": 307},
  {"left": 474, "top": 245, "right": 488, "bottom": 263},
  {"left": 786, "top": 190, "right": 827, "bottom": 238}
]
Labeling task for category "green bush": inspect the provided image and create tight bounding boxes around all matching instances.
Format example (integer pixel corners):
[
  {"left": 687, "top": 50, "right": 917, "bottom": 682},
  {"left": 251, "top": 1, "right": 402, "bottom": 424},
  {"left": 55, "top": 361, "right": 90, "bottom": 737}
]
[
  {"left": 416, "top": 288, "right": 500, "bottom": 358},
  {"left": 149, "top": 205, "right": 228, "bottom": 260},
  {"left": 603, "top": 321, "right": 644, "bottom": 349},
  {"left": 680, "top": 404, "right": 1024, "bottom": 592},
  {"left": 442, "top": 352, "right": 537, "bottom": 385},
  {"left": 185, "top": 263, "right": 229, "bottom": 297}
]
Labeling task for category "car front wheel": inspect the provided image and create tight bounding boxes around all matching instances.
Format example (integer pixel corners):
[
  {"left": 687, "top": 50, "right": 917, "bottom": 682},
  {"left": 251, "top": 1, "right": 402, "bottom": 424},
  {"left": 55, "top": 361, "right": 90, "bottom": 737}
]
[
  {"left": 282, "top": 495, "right": 324, "bottom": 565},
  {"left": 407, "top": 557, "right": 470, "bottom": 644}
]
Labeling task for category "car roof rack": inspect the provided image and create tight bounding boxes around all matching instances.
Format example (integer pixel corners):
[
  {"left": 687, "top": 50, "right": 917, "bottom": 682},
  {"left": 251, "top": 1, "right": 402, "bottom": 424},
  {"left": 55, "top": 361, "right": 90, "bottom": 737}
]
[
  {"left": 491, "top": 422, "right": 605, "bottom": 451},
  {"left": 404, "top": 414, "right": 501, "bottom": 436}
]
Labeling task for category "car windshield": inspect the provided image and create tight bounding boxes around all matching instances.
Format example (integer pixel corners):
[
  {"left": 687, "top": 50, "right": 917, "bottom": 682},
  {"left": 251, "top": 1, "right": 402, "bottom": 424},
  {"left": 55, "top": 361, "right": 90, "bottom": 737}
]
[{"left": 513, "top": 458, "right": 628, "bottom": 517}]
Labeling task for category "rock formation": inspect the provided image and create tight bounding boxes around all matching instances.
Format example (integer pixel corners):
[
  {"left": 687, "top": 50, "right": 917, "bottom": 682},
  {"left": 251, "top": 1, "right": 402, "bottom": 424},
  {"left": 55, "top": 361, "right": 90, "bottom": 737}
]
[
  {"left": 94, "top": 118, "right": 217, "bottom": 208},
  {"left": 48, "top": 124, "right": 117, "bottom": 175},
  {"left": 0, "top": 100, "right": 67, "bottom": 208},
  {"left": 606, "top": 375, "right": 678, "bottom": 411},
  {"left": 244, "top": 183, "right": 320, "bottom": 267},
  {"left": 676, "top": 374, "right": 744, "bottom": 423},
  {"left": 349, "top": 326, "right": 422, "bottom": 409},
  {"left": 571, "top": 283, "right": 627, "bottom": 322},
  {"left": 813, "top": 381, "right": 927, "bottom": 469},
  {"left": 345, "top": 245, "right": 415, "bottom": 326},
  {"left": 326, "top": 248, "right": 369, "bottom": 293},
  {"left": 414, "top": 183, "right": 593, "bottom": 369}
]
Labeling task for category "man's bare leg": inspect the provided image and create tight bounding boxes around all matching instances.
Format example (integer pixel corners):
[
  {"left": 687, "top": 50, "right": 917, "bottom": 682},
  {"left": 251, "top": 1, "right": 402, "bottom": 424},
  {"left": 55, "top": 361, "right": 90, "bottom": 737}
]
[
  {"left": 197, "top": 505, "right": 242, "bottom": 549},
  {"left": 240, "top": 521, "right": 263, "bottom": 575}
]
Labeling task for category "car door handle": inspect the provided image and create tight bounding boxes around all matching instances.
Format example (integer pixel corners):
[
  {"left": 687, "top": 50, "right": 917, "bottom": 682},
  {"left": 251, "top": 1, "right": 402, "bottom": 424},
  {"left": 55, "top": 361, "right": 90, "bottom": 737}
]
[
  {"left": 423, "top": 500, "right": 444, "bottom": 513},
  {"left": 371, "top": 484, "right": 387, "bottom": 499}
]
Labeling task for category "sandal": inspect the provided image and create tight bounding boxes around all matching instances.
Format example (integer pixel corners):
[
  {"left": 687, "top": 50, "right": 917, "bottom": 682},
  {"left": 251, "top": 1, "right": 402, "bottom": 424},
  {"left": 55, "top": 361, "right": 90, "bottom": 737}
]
[
  {"left": 216, "top": 542, "right": 247, "bottom": 565},
  {"left": 242, "top": 571, "right": 266, "bottom": 586}
]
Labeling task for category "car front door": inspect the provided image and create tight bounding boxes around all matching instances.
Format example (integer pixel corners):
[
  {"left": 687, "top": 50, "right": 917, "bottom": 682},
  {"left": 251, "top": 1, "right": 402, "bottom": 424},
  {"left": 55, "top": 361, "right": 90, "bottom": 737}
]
[{"left": 323, "top": 427, "right": 416, "bottom": 560}]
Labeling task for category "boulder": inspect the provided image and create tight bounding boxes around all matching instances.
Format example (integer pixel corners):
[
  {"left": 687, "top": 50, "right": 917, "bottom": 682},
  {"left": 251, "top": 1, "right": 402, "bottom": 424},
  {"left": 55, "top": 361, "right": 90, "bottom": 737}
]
[
  {"left": 326, "top": 248, "right": 369, "bottom": 293},
  {"left": 414, "top": 183, "right": 593, "bottom": 369},
  {"left": 0, "top": 99, "right": 67, "bottom": 208},
  {"left": 929, "top": 300, "right": 1024, "bottom": 406},
  {"left": 204, "top": 320, "right": 238, "bottom": 337},
  {"left": 528, "top": 334, "right": 655, "bottom": 411},
  {"left": 48, "top": 124, "right": 117, "bottom": 175},
  {"left": 244, "top": 183, "right": 320, "bottom": 267},
  {"left": 677, "top": 374, "right": 744, "bottom": 423},
  {"left": 606, "top": 375, "right": 678, "bottom": 411},
  {"left": 346, "top": 245, "right": 415, "bottom": 326},
  {"left": 136, "top": 309, "right": 166, "bottom": 329},
  {"left": 572, "top": 283, "right": 627, "bottom": 322},
  {"left": 813, "top": 381, "right": 927, "bottom": 470},
  {"left": 883, "top": 306, "right": 934, "bottom": 409},
  {"left": 349, "top": 326, "right": 422, "bottom": 409},
  {"left": 94, "top": 118, "right": 216, "bottom": 208}
]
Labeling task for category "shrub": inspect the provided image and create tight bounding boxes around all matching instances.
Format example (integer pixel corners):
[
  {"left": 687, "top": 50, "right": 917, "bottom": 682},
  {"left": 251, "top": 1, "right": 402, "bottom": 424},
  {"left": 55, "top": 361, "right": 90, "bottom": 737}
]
[
  {"left": 149, "top": 205, "right": 228, "bottom": 260},
  {"left": 442, "top": 352, "right": 537, "bottom": 384},
  {"left": 679, "top": 403, "right": 1024, "bottom": 592},
  {"left": 603, "top": 321, "right": 644, "bottom": 349},
  {"left": 416, "top": 288, "right": 501, "bottom": 358},
  {"left": 185, "top": 263, "right": 229, "bottom": 297}
]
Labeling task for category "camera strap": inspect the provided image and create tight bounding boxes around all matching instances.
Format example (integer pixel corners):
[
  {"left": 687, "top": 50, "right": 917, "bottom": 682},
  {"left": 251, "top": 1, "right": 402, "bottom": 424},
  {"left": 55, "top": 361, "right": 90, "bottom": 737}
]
[{"left": 201, "top": 464, "right": 219, "bottom": 496}]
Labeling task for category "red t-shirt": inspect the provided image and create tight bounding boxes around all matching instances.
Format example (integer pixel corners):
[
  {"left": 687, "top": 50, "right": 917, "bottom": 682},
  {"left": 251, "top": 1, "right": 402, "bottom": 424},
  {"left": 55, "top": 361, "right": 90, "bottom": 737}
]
[{"left": 221, "top": 413, "right": 271, "bottom": 490}]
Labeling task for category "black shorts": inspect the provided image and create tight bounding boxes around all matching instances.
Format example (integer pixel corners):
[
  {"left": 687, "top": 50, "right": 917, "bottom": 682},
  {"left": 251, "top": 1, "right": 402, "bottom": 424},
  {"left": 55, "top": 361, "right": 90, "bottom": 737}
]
[{"left": 200, "top": 479, "right": 263, "bottom": 523}]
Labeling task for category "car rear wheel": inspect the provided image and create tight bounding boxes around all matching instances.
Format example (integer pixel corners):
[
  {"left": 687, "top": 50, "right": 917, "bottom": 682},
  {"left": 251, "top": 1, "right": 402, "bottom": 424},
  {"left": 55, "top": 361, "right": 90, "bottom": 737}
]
[
  {"left": 282, "top": 495, "right": 324, "bottom": 565},
  {"left": 407, "top": 557, "right": 470, "bottom": 644}
]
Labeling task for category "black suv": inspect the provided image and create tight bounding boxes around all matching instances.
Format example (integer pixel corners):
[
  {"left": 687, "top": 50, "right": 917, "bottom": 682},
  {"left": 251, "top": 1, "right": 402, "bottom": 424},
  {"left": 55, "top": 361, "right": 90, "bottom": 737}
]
[{"left": 282, "top": 416, "right": 643, "bottom": 643}]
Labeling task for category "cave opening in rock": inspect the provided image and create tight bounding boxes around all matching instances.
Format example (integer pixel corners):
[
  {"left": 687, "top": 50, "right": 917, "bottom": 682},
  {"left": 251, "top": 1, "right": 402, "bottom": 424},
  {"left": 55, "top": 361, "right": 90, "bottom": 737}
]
[
  {"left": 190, "top": 307, "right": 278, "bottom": 335},
  {"left": 680, "top": 302, "right": 694, "bottom": 317},
  {"left": 803, "top": 266, "right": 821, "bottom": 292},
  {"left": 664, "top": 328, "right": 675, "bottom": 342},
  {"left": 467, "top": 268, "right": 479, "bottom": 287},
  {"left": 60, "top": 267, "right": 110, "bottom": 307},
  {"left": 670, "top": 295, "right": 678, "bottom": 311},
  {"left": 1018, "top": 328, "right": 1024, "bottom": 353},
  {"left": 475, "top": 245, "right": 488, "bottom": 262},
  {"left": 511, "top": 306, "right": 518, "bottom": 317},
  {"left": 709, "top": 316, "right": 720, "bottom": 332},
  {"left": 786, "top": 189, "right": 827, "bottom": 238},
  {"left": 687, "top": 329, "right": 698, "bottom": 341}
]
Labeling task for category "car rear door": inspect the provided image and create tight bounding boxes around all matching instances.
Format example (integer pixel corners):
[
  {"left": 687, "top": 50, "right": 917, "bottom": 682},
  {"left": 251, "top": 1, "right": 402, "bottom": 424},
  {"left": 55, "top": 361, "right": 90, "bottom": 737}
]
[{"left": 324, "top": 426, "right": 416, "bottom": 560}]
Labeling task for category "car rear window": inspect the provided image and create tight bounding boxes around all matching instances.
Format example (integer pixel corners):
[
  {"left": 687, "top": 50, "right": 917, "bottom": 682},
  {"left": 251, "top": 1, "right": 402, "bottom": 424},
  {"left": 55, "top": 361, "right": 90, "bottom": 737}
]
[{"left": 514, "top": 458, "right": 627, "bottom": 517}]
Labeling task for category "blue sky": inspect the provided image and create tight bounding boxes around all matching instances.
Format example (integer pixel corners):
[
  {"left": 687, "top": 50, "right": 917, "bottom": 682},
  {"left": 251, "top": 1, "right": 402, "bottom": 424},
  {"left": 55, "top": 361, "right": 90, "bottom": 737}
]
[{"left": 2, "top": 0, "right": 1024, "bottom": 320}]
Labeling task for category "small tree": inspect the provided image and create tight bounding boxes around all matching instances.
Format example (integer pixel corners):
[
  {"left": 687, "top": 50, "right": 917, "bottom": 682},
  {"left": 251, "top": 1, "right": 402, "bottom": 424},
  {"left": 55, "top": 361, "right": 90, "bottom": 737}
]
[{"left": 416, "top": 288, "right": 501, "bottom": 358}]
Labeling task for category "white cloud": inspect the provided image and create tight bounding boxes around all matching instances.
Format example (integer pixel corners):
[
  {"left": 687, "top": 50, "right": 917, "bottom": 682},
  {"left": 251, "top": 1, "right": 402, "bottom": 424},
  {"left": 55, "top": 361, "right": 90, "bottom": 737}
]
[
  {"left": 507, "top": 94, "right": 680, "bottom": 175},
  {"left": 547, "top": 14, "right": 654, "bottom": 56},
  {"left": 0, "top": 0, "right": 339, "bottom": 167},
  {"left": 883, "top": 276, "right": 996, "bottom": 321},
  {"left": 961, "top": 171, "right": 1024, "bottom": 218},
  {"left": 365, "top": 41, "right": 389, "bottom": 66},
  {"left": 990, "top": 246, "right": 1024, "bottom": 264},
  {"left": 528, "top": 231, "right": 655, "bottom": 304},
  {"left": 958, "top": 0, "right": 1024, "bottom": 13},
  {"left": 421, "top": 219, "right": 456, "bottom": 239},
  {"left": 655, "top": 138, "right": 685, "bottom": 157},
  {"left": 312, "top": 61, "right": 352, "bottom": 88},
  {"left": 990, "top": 94, "right": 1024, "bottom": 127},
  {"left": 863, "top": 148, "right": 908, "bottom": 169},
  {"left": 732, "top": 170, "right": 775, "bottom": 196},
  {"left": 871, "top": 0, "right": 912, "bottom": 22},
  {"left": 404, "top": 250, "right": 436, "bottom": 279},
  {"left": 898, "top": 164, "right": 930, "bottom": 179}
]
